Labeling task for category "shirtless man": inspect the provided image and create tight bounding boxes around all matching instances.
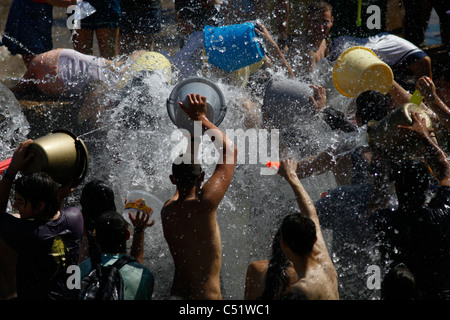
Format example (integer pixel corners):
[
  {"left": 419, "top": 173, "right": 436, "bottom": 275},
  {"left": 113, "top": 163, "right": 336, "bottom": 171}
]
[
  {"left": 277, "top": 159, "right": 339, "bottom": 300},
  {"left": 283, "top": 1, "right": 333, "bottom": 76},
  {"left": 161, "top": 93, "right": 237, "bottom": 300}
]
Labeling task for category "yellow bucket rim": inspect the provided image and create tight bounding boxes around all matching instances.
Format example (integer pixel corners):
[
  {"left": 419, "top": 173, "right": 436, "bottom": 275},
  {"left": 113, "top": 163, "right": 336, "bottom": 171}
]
[{"left": 332, "top": 46, "right": 393, "bottom": 98}]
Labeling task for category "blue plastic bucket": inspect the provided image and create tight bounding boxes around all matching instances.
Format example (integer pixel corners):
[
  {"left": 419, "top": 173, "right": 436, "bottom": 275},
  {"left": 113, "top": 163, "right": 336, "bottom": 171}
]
[{"left": 203, "top": 22, "right": 265, "bottom": 73}]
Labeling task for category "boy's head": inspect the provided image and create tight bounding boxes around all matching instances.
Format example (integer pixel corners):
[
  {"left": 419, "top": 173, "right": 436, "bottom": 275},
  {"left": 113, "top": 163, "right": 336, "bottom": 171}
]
[
  {"left": 80, "top": 179, "right": 116, "bottom": 232},
  {"left": 95, "top": 210, "right": 130, "bottom": 254},
  {"left": 280, "top": 214, "right": 317, "bottom": 257},
  {"left": 171, "top": 161, "right": 204, "bottom": 189},
  {"left": 307, "top": 1, "right": 333, "bottom": 38},
  {"left": 355, "top": 90, "right": 390, "bottom": 126},
  {"left": 13, "top": 172, "right": 60, "bottom": 221},
  {"left": 170, "top": 153, "right": 204, "bottom": 189}
]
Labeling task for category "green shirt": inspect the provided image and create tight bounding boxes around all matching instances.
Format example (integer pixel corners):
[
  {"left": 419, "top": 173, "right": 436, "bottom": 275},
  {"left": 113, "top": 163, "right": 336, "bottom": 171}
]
[{"left": 79, "top": 253, "right": 154, "bottom": 300}]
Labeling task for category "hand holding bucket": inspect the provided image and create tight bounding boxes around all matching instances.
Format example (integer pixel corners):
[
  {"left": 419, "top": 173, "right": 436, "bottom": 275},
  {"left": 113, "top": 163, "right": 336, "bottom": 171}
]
[
  {"left": 123, "top": 189, "right": 163, "bottom": 231},
  {"left": 367, "top": 103, "right": 432, "bottom": 160},
  {"left": 167, "top": 77, "right": 227, "bottom": 135},
  {"left": 332, "top": 46, "right": 393, "bottom": 98}
]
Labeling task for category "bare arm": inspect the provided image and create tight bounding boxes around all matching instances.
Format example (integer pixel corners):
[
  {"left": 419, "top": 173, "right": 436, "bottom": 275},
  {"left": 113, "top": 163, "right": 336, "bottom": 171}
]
[
  {"left": 389, "top": 80, "right": 428, "bottom": 110},
  {"left": 416, "top": 76, "right": 450, "bottom": 132},
  {"left": 255, "top": 22, "right": 295, "bottom": 78},
  {"left": 129, "top": 210, "right": 154, "bottom": 263},
  {"left": 0, "top": 140, "right": 34, "bottom": 213},
  {"left": 295, "top": 152, "right": 334, "bottom": 179},
  {"left": 179, "top": 94, "right": 237, "bottom": 206},
  {"left": 398, "top": 112, "right": 450, "bottom": 186},
  {"left": 278, "top": 159, "right": 319, "bottom": 225}
]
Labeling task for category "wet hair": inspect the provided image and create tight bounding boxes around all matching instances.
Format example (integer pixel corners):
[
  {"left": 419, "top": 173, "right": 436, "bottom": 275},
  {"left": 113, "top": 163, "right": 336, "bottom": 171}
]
[
  {"left": 14, "top": 172, "right": 60, "bottom": 220},
  {"left": 280, "top": 214, "right": 316, "bottom": 256},
  {"left": 307, "top": 0, "right": 333, "bottom": 15},
  {"left": 80, "top": 179, "right": 116, "bottom": 233},
  {"left": 381, "top": 263, "right": 420, "bottom": 300},
  {"left": 95, "top": 211, "right": 128, "bottom": 254},
  {"left": 356, "top": 90, "right": 390, "bottom": 125},
  {"left": 172, "top": 157, "right": 203, "bottom": 188},
  {"left": 260, "top": 229, "right": 292, "bottom": 300}
]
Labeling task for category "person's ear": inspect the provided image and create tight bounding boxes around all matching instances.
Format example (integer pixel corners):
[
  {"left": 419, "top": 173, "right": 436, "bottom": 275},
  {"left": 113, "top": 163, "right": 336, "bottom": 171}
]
[{"left": 169, "top": 174, "right": 176, "bottom": 185}]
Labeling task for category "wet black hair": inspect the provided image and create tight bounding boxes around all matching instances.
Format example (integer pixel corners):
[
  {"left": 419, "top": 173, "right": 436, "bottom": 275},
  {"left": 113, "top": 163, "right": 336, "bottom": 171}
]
[
  {"left": 261, "top": 229, "right": 292, "bottom": 300},
  {"left": 280, "top": 214, "right": 316, "bottom": 256},
  {"left": 95, "top": 210, "right": 128, "bottom": 254},
  {"left": 14, "top": 172, "right": 60, "bottom": 220},
  {"left": 381, "top": 263, "right": 420, "bottom": 300},
  {"left": 172, "top": 155, "right": 203, "bottom": 188},
  {"left": 80, "top": 179, "right": 116, "bottom": 232},
  {"left": 356, "top": 90, "right": 390, "bottom": 125},
  {"left": 307, "top": 0, "right": 333, "bottom": 15}
]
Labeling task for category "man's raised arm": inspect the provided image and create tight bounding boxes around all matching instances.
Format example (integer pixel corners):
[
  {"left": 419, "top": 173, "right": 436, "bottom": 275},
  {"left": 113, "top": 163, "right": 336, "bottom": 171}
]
[{"left": 179, "top": 94, "right": 237, "bottom": 206}]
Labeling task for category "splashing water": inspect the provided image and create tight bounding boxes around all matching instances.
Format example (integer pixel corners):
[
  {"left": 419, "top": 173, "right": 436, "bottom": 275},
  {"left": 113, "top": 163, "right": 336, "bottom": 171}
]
[
  {"left": 67, "top": 58, "right": 340, "bottom": 298},
  {"left": 0, "top": 40, "right": 381, "bottom": 300},
  {"left": 0, "top": 83, "right": 30, "bottom": 159}
]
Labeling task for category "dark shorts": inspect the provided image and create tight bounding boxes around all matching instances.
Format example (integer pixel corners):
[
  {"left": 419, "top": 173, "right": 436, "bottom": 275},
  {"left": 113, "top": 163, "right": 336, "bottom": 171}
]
[
  {"left": 1, "top": 0, "right": 53, "bottom": 55},
  {"left": 77, "top": 0, "right": 121, "bottom": 30},
  {"left": 120, "top": 7, "right": 162, "bottom": 35}
]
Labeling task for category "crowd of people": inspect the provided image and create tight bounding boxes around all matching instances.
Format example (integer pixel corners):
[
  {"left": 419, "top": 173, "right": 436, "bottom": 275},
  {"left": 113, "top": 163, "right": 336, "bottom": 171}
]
[{"left": 0, "top": 0, "right": 449, "bottom": 301}]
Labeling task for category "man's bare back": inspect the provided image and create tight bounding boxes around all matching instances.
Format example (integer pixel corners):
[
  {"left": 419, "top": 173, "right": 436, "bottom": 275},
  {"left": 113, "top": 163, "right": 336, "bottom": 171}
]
[
  {"left": 278, "top": 159, "right": 339, "bottom": 300},
  {"left": 289, "top": 245, "right": 339, "bottom": 300},
  {"left": 162, "top": 197, "right": 223, "bottom": 299},
  {"left": 161, "top": 93, "right": 237, "bottom": 300}
]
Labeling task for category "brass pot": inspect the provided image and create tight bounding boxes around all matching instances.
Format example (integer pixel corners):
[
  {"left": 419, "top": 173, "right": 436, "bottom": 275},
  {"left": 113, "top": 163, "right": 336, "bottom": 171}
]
[{"left": 21, "top": 129, "right": 89, "bottom": 187}]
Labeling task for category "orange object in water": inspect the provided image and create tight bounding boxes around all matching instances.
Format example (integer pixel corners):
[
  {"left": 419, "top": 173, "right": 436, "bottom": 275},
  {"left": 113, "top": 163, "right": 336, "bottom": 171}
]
[
  {"left": 0, "top": 157, "right": 11, "bottom": 175},
  {"left": 124, "top": 198, "right": 153, "bottom": 214},
  {"left": 266, "top": 161, "right": 280, "bottom": 170}
]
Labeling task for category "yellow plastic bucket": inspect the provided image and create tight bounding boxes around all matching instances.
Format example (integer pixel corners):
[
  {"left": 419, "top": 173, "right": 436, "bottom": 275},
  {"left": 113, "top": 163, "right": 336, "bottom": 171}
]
[
  {"left": 332, "top": 46, "right": 393, "bottom": 98},
  {"left": 117, "top": 51, "right": 172, "bottom": 89}
]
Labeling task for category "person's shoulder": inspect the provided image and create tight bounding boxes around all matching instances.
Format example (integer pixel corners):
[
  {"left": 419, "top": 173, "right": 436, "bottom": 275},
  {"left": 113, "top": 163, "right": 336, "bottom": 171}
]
[
  {"left": 126, "top": 260, "right": 155, "bottom": 281},
  {"left": 61, "top": 206, "right": 84, "bottom": 226},
  {"left": 246, "top": 260, "right": 269, "bottom": 276},
  {"left": 62, "top": 206, "right": 82, "bottom": 217}
]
